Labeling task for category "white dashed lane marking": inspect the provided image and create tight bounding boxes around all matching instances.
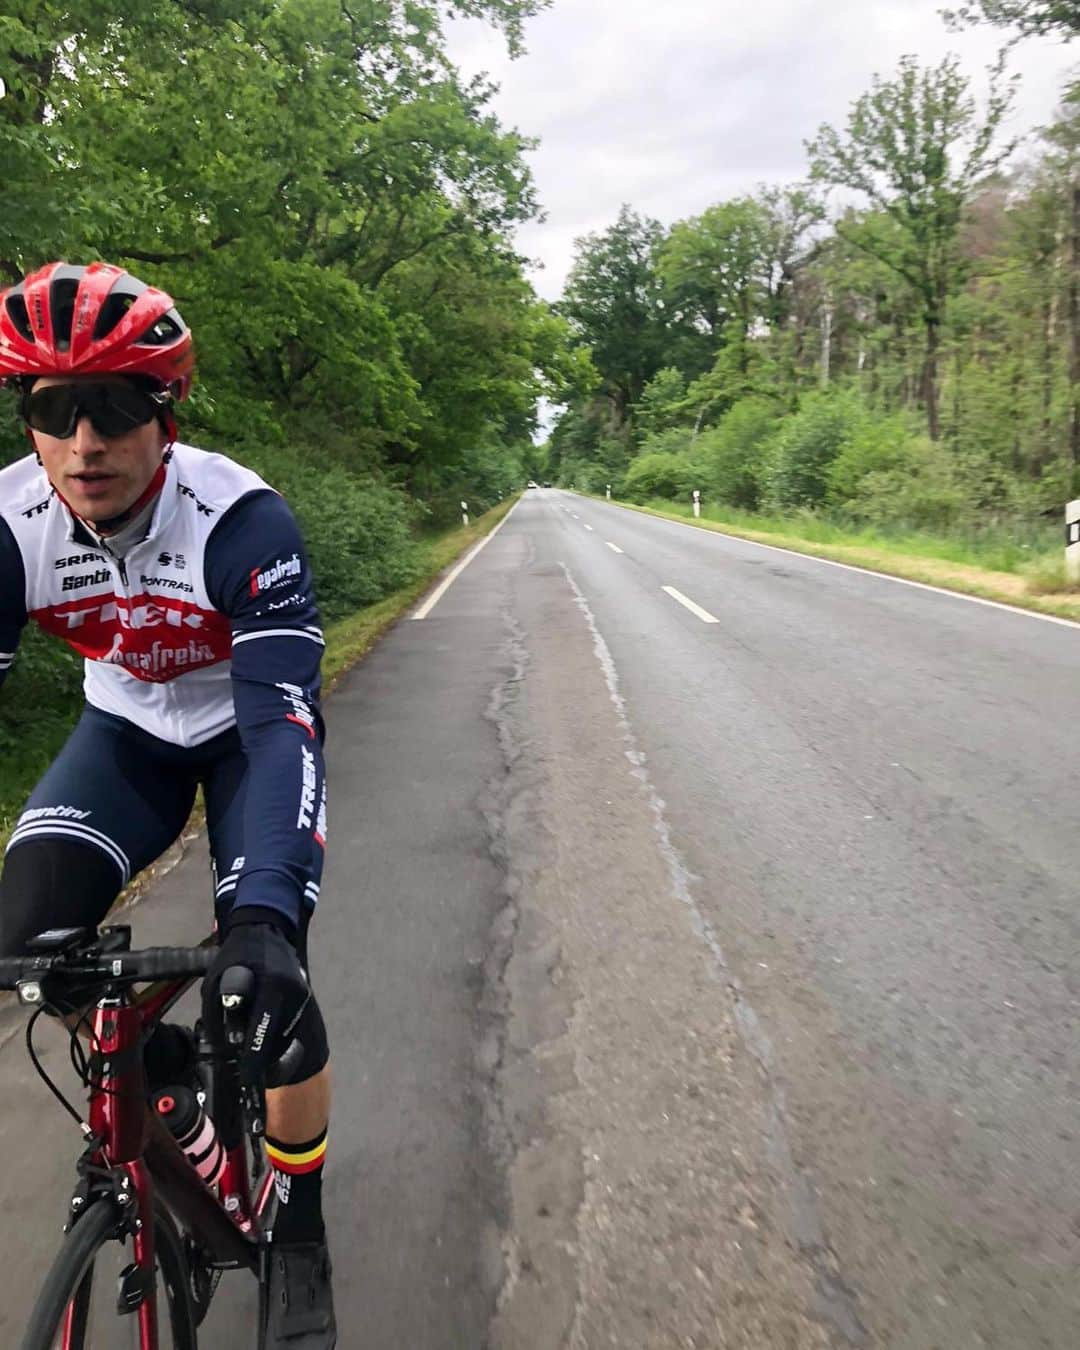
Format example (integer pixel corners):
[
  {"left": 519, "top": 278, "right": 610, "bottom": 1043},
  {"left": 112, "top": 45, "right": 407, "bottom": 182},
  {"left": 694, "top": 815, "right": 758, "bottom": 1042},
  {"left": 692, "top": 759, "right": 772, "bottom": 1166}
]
[
  {"left": 662, "top": 586, "right": 719, "bottom": 625},
  {"left": 606, "top": 542, "right": 624, "bottom": 553}
]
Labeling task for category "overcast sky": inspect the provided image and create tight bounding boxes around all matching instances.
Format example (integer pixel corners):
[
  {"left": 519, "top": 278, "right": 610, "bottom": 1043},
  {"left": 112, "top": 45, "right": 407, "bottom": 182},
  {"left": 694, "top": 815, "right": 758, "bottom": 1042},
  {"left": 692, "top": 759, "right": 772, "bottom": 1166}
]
[{"left": 446, "top": 0, "right": 1078, "bottom": 301}]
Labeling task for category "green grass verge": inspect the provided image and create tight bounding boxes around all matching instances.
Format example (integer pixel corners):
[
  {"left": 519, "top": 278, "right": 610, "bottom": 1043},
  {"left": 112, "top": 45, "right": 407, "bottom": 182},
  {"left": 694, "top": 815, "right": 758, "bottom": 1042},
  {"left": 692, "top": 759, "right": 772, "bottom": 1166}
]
[
  {"left": 0, "top": 496, "right": 519, "bottom": 858},
  {"left": 591, "top": 495, "right": 1080, "bottom": 623}
]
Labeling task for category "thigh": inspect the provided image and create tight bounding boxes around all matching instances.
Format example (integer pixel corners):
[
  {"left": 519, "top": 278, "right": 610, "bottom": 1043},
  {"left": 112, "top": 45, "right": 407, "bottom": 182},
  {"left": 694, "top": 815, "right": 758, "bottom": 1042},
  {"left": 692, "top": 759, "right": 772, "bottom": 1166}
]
[{"left": 5, "top": 706, "right": 197, "bottom": 890}]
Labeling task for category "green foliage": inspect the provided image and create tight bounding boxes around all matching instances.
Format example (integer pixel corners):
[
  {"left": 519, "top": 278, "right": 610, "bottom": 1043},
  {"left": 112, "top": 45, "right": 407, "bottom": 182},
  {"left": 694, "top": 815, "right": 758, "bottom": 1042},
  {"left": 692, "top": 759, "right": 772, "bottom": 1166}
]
[
  {"left": 945, "top": 1, "right": 1080, "bottom": 36},
  {"left": 239, "top": 448, "right": 423, "bottom": 622},
  {"left": 765, "top": 391, "right": 870, "bottom": 508},
  {"left": 807, "top": 54, "right": 1018, "bottom": 438},
  {"left": 637, "top": 368, "right": 690, "bottom": 438},
  {"left": 559, "top": 206, "right": 672, "bottom": 420},
  {"left": 826, "top": 408, "right": 927, "bottom": 503},
  {"left": 0, "top": 629, "right": 84, "bottom": 836},
  {"left": 623, "top": 451, "right": 698, "bottom": 502},
  {"left": 0, "top": 0, "right": 567, "bottom": 823},
  {"left": 696, "top": 399, "right": 780, "bottom": 510}
]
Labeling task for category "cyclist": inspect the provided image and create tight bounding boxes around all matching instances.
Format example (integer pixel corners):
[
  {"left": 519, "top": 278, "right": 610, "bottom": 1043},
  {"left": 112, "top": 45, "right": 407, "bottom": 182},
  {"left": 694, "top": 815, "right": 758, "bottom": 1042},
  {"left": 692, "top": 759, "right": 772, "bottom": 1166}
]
[{"left": 0, "top": 261, "right": 336, "bottom": 1348}]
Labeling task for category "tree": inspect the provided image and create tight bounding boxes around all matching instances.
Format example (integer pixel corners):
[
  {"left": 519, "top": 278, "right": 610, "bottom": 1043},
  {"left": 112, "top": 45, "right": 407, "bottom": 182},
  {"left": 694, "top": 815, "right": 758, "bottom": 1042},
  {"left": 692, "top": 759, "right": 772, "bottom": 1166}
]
[
  {"left": 944, "top": 2, "right": 1080, "bottom": 37},
  {"left": 807, "top": 54, "right": 1018, "bottom": 439},
  {"left": 558, "top": 206, "right": 670, "bottom": 423}
]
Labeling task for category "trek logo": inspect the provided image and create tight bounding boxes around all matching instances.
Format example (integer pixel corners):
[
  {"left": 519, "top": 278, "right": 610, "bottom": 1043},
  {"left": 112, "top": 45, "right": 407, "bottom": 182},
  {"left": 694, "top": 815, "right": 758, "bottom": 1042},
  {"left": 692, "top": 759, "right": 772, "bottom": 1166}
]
[
  {"left": 32, "top": 593, "right": 231, "bottom": 683},
  {"left": 297, "top": 744, "right": 318, "bottom": 830},
  {"left": 156, "top": 551, "right": 187, "bottom": 569},
  {"left": 250, "top": 554, "right": 301, "bottom": 596},
  {"left": 53, "top": 552, "right": 100, "bottom": 571},
  {"left": 21, "top": 497, "right": 51, "bottom": 520},
  {"left": 277, "top": 681, "right": 316, "bottom": 739},
  {"left": 57, "top": 598, "right": 206, "bottom": 632},
  {"left": 177, "top": 483, "right": 215, "bottom": 516},
  {"left": 61, "top": 568, "right": 110, "bottom": 592}
]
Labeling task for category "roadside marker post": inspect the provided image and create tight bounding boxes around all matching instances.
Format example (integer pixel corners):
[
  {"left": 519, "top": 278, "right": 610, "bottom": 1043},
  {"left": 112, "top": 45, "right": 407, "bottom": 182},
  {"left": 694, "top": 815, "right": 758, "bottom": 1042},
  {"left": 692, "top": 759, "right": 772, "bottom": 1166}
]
[
  {"left": 462, "top": 501, "right": 469, "bottom": 527},
  {"left": 606, "top": 484, "right": 611, "bottom": 500},
  {"left": 1067, "top": 500, "right": 1080, "bottom": 584},
  {"left": 693, "top": 489, "right": 701, "bottom": 519}
]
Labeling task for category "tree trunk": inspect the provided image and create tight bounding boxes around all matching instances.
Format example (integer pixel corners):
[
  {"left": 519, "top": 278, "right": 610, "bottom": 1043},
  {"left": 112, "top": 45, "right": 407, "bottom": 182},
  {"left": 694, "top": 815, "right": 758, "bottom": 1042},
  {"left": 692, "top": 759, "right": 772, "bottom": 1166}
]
[
  {"left": 819, "top": 290, "right": 833, "bottom": 389},
  {"left": 1070, "top": 184, "right": 1080, "bottom": 479},
  {"left": 923, "top": 312, "right": 942, "bottom": 441}
]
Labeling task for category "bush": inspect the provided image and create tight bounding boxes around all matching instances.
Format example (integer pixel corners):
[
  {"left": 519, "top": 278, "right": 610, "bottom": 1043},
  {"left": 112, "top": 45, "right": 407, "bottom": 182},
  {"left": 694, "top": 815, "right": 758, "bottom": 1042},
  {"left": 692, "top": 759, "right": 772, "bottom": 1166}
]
[
  {"left": 826, "top": 409, "right": 925, "bottom": 506},
  {"left": 764, "top": 389, "right": 871, "bottom": 509},
  {"left": 843, "top": 438, "right": 967, "bottom": 530},
  {"left": 623, "top": 451, "right": 698, "bottom": 502},
  {"left": 696, "top": 399, "right": 778, "bottom": 510},
  {"left": 240, "top": 448, "right": 423, "bottom": 622}
]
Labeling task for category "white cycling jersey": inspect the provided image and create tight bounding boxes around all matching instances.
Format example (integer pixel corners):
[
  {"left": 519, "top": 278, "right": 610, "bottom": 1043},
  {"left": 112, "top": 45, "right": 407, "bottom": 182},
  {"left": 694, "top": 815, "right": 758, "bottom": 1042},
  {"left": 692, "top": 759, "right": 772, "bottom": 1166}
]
[{"left": 0, "top": 443, "right": 317, "bottom": 747}]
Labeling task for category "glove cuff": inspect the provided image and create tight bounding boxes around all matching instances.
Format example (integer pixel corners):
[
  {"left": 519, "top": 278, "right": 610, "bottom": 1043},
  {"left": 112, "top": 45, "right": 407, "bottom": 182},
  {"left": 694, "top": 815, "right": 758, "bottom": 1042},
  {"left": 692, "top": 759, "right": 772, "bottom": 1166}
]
[{"left": 225, "top": 904, "right": 298, "bottom": 944}]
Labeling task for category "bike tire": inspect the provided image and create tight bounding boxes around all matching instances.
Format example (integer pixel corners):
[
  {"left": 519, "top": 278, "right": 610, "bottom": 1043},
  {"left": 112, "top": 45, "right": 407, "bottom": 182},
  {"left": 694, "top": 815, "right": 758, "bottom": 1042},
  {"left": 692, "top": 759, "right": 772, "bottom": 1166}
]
[{"left": 21, "top": 1196, "right": 198, "bottom": 1350}]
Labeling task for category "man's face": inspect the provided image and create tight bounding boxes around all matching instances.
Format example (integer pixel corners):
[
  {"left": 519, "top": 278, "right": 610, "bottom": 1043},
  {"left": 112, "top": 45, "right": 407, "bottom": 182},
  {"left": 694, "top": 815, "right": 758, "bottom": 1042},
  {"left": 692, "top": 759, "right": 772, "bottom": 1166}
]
[{"left": 29, "top": 375, "right": 167, "bottom": 528}]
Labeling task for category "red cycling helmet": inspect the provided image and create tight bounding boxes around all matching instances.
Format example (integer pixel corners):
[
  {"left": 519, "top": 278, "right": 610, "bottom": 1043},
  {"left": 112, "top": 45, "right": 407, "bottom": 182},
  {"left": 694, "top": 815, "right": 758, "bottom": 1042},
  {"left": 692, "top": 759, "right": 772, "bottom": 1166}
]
[{"left": 0, "top": 261, "right": 194, "bottom": 399}]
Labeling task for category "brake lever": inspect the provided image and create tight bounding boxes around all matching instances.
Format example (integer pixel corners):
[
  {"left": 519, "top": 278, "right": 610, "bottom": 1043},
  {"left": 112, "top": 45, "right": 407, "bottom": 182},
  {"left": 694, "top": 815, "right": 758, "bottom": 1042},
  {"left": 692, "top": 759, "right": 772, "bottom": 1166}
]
[{"left": 218, "top": 966, "right": 265, "bottom": 1136}]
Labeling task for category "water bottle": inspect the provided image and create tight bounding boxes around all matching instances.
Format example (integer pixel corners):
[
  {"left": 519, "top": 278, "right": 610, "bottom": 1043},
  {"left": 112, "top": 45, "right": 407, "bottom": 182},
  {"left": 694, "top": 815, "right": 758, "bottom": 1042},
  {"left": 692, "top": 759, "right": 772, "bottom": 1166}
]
[{"left": 153, "top": 1085, "right": 226, "bottom": 1186}]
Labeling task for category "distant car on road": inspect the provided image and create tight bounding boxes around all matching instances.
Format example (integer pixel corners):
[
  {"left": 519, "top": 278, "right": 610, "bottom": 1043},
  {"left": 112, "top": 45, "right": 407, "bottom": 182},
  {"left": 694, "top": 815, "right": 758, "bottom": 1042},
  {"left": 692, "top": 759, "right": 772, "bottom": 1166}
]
[
  {"left": 542, "top": 481, "right": 552, "bottom": 488},
  {"left": 526, "top": 480, "right": 538, "bottom": 488}
]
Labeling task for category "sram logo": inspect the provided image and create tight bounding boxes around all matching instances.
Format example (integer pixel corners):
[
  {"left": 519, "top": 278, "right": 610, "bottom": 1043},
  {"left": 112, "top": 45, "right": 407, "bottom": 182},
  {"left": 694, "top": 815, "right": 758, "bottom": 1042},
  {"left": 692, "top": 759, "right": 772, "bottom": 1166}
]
[{"left": 250, "top": 553, "right": 301, "bottom": 595}]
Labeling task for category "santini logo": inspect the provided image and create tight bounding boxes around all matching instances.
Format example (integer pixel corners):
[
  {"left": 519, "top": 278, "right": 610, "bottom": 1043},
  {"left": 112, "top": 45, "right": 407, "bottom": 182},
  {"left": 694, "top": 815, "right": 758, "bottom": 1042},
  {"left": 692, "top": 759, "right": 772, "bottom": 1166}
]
[{"left": 249, "top": 554, "right": 301, "bottom": 596}]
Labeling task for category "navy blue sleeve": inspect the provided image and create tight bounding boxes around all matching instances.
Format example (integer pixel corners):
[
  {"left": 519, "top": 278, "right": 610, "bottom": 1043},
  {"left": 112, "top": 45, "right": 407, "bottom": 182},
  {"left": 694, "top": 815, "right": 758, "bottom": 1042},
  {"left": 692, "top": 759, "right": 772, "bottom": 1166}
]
[
  {"left": 205, "top": 490, "right": 327, "bottom": 930},
  {"left": 0, "top": 517, "right": 27, "bottom": 691}
]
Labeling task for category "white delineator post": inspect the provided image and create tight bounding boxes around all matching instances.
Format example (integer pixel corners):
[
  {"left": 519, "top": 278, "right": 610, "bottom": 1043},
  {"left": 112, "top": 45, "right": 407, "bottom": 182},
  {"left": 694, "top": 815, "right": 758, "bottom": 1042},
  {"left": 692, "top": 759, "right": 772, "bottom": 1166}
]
[
  {"left": 1067, "top": 500, "right": 1080, "bottom": 583},
  {"left": 462, "top": 500, "right": 469, "bottom": 527},
  {"left": 693, "top": 488, "right": 701, "bottom": 519},
  {"left": 606, "top": 484, "right": 611, "bottom": 500}
]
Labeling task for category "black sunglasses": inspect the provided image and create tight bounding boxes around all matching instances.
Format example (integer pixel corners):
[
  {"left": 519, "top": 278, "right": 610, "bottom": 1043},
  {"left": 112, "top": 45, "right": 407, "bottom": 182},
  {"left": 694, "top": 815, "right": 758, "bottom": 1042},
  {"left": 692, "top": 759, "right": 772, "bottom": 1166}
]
[{"left": 21, "top": 381, "right": 169, "bottom": 440}]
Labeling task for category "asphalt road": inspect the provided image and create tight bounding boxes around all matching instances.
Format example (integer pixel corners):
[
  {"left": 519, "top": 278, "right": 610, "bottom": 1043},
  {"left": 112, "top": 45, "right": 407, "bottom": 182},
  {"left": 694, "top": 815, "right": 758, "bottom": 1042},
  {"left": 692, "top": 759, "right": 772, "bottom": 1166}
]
[{"left": 0, "top": 488, "right": 1077, "bottom": 1348}]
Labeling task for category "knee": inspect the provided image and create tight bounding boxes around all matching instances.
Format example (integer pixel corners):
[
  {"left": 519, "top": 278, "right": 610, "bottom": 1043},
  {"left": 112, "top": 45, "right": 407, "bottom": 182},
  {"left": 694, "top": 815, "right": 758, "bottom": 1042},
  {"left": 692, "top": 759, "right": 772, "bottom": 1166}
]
[{"left": 0, "top": 838, "right": 121, "bottom": 956}]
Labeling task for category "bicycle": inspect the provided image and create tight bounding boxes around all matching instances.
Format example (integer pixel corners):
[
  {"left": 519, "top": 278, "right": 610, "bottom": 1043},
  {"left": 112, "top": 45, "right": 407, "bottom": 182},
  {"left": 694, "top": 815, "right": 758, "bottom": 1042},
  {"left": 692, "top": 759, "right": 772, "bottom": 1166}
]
[{"left": 0, "top": 922, "right": 295, "bottom": 1348}]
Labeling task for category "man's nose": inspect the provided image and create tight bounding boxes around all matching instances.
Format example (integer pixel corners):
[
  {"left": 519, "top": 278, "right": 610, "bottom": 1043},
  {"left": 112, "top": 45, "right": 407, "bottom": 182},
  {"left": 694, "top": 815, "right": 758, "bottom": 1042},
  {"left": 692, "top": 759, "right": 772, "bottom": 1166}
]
[{"left": 70, "top": 415, "right": 106, "bottom": 454}]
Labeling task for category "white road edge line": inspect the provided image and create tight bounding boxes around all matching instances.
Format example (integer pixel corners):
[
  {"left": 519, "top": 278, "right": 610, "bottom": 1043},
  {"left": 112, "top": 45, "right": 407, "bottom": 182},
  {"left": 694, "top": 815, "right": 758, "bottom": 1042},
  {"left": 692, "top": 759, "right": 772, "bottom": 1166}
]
[
  {"left": 606, "top": 542, "right": 624, "bottom": 553},
  {"left": 662, "top": 585, "right": 719, "bottom": 624},
  {"left": 599, "top": 499, "right": 1080, "bottom": 633},
  {"left": 584, "top": 524, "right": 594, "bottom": 531},
  {"left": 411, "top": 500, "right": 520, "bottom": 620}
]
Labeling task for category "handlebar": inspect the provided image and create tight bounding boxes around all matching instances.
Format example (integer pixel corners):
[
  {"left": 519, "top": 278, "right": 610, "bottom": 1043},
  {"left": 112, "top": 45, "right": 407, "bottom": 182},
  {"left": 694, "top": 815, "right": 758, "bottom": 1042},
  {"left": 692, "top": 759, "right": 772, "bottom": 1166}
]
[{"left": 0, "top": 945, "right": 214, "bottom": 994}]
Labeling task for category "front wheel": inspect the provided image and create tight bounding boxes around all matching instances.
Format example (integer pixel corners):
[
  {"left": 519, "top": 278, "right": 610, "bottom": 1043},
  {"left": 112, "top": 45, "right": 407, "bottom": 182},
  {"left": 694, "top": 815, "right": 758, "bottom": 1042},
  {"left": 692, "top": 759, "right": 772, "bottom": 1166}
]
[{"left": 21, "top": 1196, "right": 198, "bottom": 1349}]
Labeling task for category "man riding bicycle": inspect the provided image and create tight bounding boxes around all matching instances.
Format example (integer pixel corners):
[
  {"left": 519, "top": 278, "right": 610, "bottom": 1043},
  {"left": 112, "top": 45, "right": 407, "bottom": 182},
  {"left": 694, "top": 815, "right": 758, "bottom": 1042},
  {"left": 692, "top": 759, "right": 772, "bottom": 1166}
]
[{"left": 0, "top": 261, "right": 336, "bottom": 1348}]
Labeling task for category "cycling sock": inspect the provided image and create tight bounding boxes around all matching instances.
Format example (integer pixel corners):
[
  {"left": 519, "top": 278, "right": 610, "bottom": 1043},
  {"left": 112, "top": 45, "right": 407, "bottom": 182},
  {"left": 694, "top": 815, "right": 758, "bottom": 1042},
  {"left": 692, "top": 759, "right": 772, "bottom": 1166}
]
[{"left": 266, "top": 1127, "right": 327, "bottom": 1245}]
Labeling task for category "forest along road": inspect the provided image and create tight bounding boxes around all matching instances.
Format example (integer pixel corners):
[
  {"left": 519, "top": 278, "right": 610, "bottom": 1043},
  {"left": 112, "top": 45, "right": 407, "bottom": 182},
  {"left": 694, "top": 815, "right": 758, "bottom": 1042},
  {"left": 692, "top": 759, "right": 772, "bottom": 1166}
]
[{"left": 0, "top": 486, "right": 1078, "bottom": 1348}]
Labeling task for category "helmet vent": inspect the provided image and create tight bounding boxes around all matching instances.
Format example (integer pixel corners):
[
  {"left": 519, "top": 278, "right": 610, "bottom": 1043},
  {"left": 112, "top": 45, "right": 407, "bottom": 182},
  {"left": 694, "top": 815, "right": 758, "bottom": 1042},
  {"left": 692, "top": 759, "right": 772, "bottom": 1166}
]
[
  {"left": 92, "top": 291, "right": 136, "bottom": 341},
  {"left": 4, "top": 294, "right": 33, "bottom": 344},
  {"left": 138, "top": 311, "right": 184, "bottom": 347}
]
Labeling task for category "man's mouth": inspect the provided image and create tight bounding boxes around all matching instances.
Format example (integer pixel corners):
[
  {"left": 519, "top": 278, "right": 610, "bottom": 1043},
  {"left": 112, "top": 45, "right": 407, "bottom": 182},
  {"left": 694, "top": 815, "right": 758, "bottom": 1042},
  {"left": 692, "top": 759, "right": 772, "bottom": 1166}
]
[{"left": 69, "top": 471, "right": 119, "bottom": 497}]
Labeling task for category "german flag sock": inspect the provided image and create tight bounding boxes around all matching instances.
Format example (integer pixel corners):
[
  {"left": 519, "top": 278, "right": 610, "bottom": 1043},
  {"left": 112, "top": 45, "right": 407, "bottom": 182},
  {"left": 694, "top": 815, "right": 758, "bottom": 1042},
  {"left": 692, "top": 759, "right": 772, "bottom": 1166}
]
[{"left": 266, "top": 1127, "right": 327, "bottom": 1245}]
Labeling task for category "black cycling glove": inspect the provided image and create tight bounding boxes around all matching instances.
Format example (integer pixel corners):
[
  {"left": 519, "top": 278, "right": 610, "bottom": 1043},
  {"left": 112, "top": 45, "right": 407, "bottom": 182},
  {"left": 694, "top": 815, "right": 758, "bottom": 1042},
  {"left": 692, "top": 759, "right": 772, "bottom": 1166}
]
[{"left": 201, "top": 909, "right": 311, "bottom": 1085}]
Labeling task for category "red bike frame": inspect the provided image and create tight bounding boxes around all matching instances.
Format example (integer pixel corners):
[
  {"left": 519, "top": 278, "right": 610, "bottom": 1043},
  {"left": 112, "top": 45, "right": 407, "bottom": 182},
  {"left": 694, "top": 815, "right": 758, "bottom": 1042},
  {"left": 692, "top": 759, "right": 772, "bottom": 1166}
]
[{"left": 60, "top": 968, "right": 274, "bottom": 1348}]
